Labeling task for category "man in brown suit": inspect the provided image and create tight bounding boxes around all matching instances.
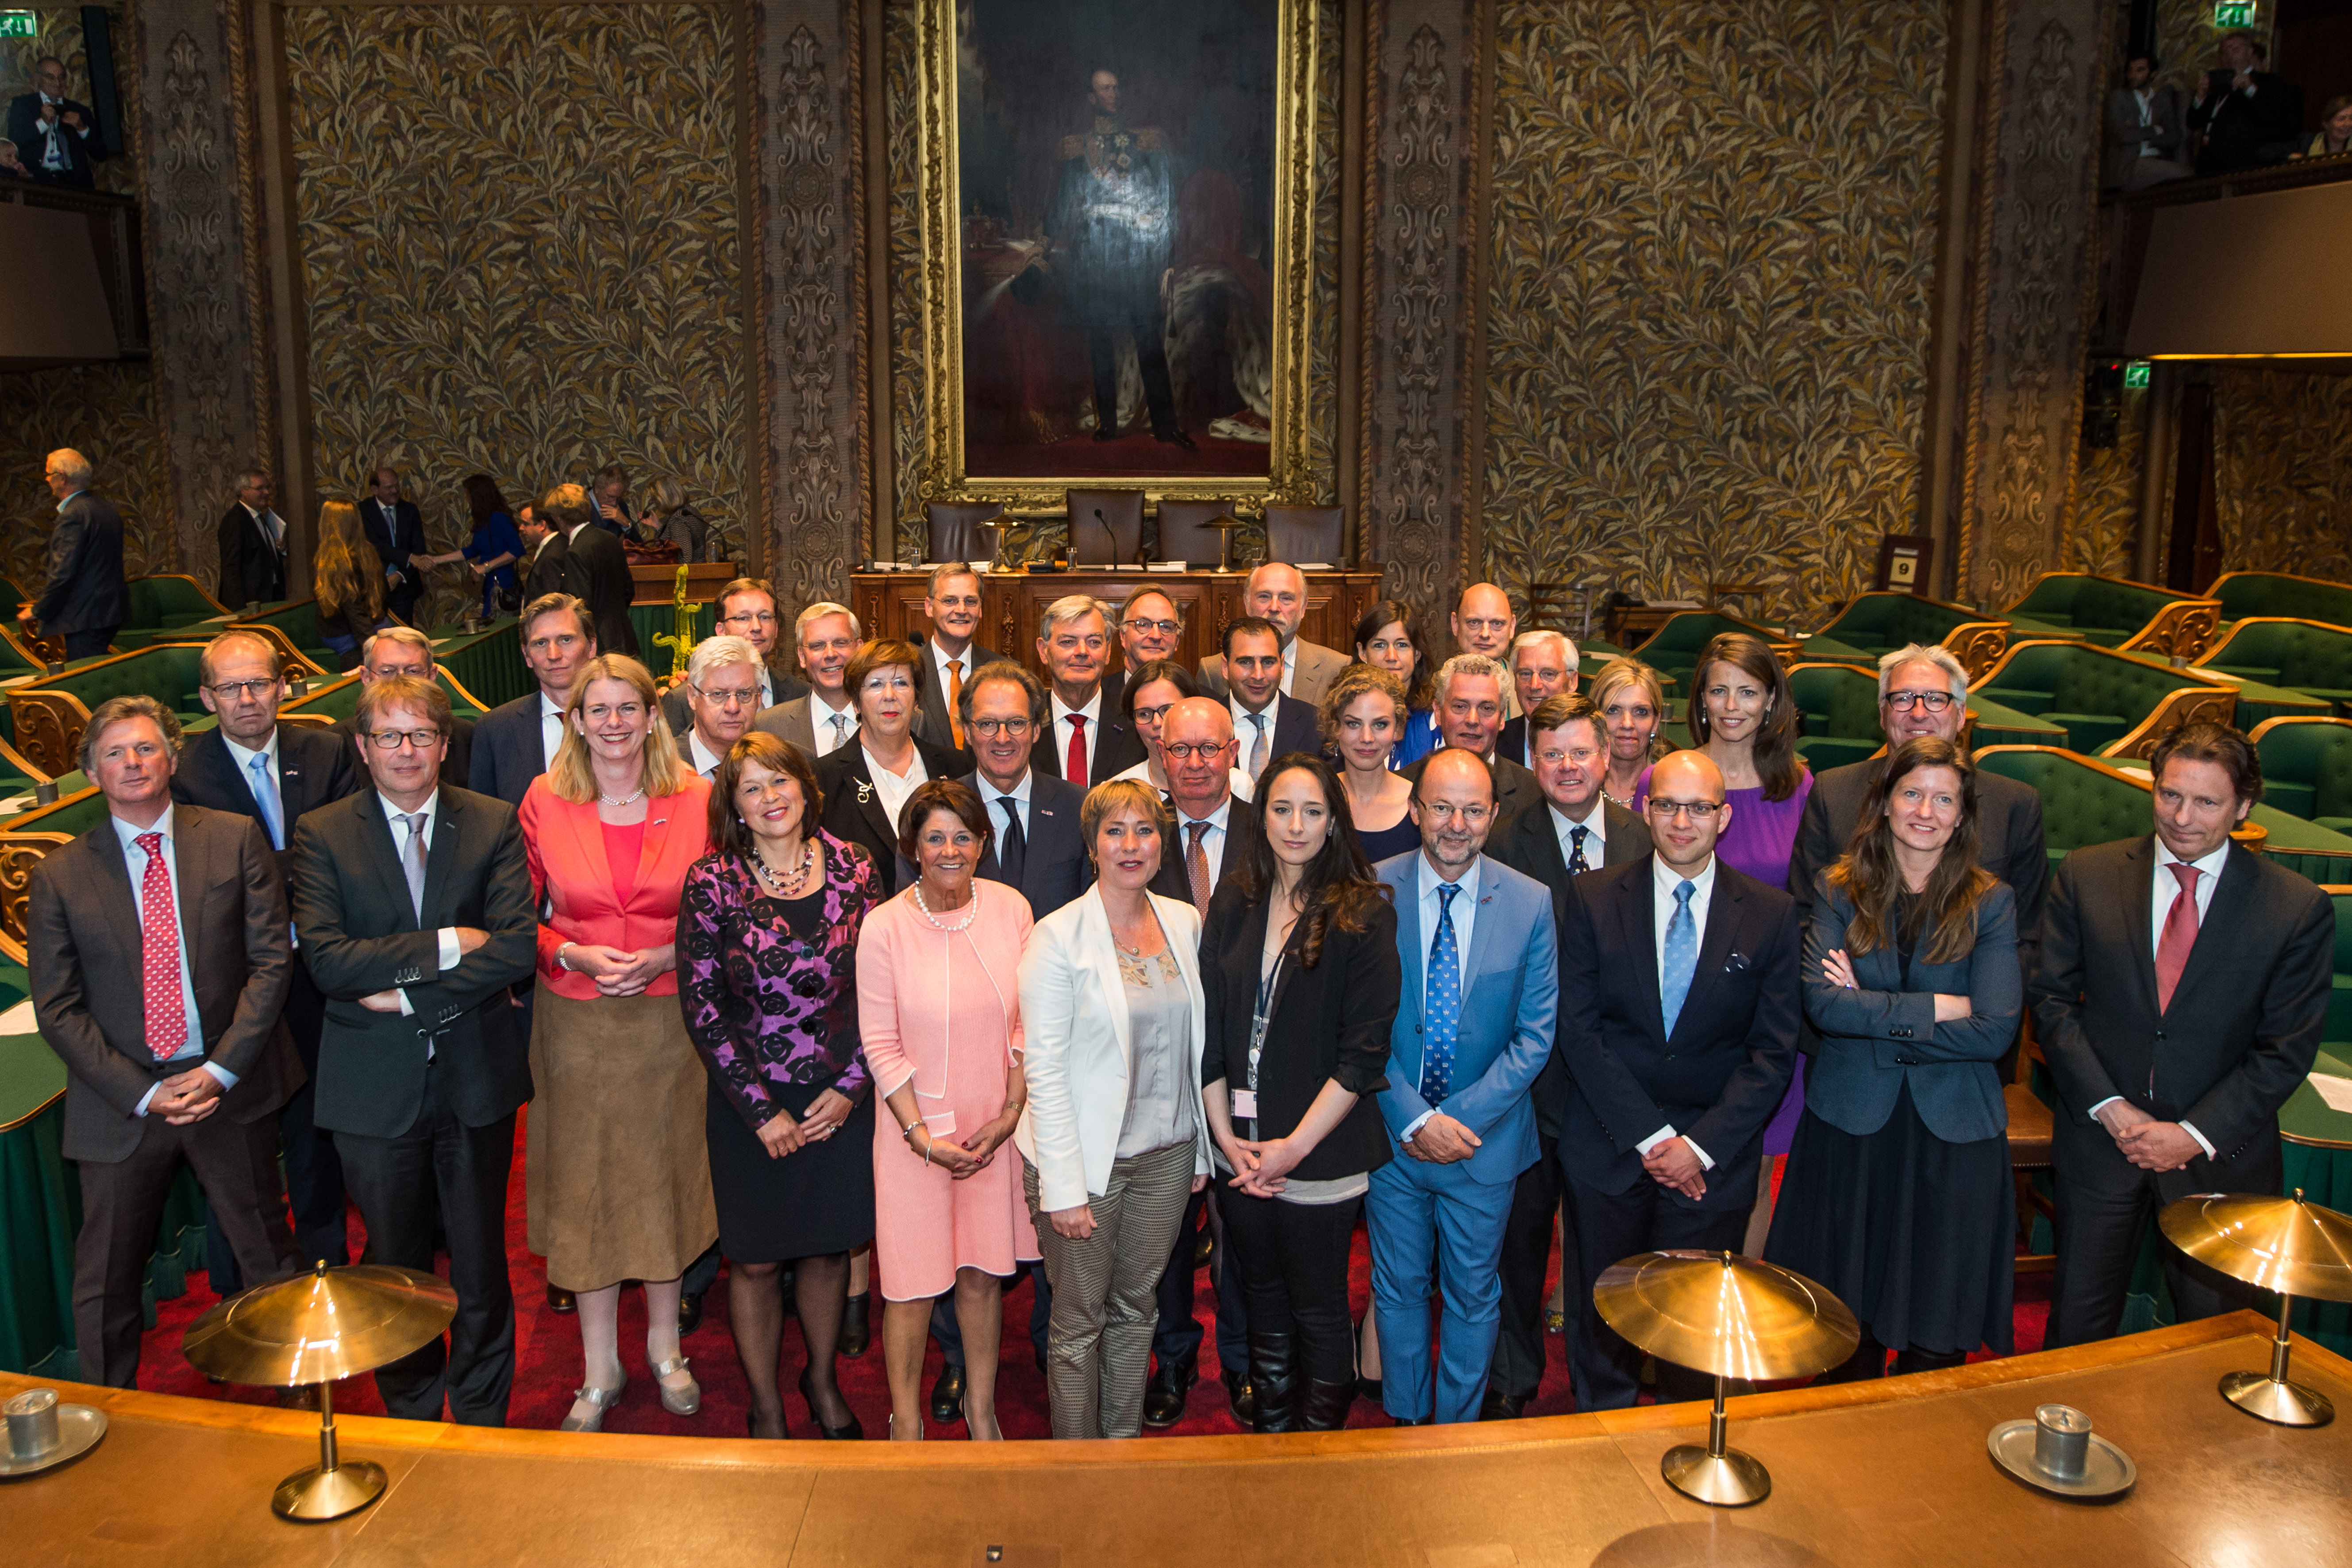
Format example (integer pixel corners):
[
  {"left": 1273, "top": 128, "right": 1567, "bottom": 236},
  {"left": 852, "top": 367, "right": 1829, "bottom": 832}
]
[{"left": 28, "top": 695, "right": 302, "bottom": 1387}]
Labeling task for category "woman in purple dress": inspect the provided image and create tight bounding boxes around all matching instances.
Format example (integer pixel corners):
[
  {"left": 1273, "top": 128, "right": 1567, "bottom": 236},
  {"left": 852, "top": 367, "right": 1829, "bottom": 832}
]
[
  {"left": 1632, "top": 632, "right": 1813, "bottom": 1247},
  {"left": 679, "top": 731, "right": 882, "bottom": 1440}
]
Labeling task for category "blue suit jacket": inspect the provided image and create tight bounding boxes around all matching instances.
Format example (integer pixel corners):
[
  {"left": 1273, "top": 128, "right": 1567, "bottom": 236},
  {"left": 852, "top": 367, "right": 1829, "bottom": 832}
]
[
  {"left": 469, "top": 693, "right": 547, "bottom": 809},
  {"left": 1802, "top": 877, "right": 2020, "bottom": 1144},
  {"left": 1372, "top": 850, "right": 1559, "bottom": 1187}
]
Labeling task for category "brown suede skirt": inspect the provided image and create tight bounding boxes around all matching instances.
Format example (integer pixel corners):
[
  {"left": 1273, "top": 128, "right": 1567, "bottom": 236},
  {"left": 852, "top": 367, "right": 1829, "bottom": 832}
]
[{"left": 525, "top": 983, "right": 718, "bottom": 1292}]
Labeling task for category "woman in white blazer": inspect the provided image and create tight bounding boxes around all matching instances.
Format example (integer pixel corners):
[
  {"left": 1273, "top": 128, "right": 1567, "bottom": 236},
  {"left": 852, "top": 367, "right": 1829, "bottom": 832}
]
[{"left": 1015, "top": 778, "right": 1210, "bottom": 1439}]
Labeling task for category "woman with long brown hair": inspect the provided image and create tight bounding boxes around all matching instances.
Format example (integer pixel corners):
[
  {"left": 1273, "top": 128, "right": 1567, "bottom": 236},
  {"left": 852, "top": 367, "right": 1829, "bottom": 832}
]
[
  {"left": 1765, "top": 736, "right": 2021, "bottom": 1380},
  {"left": 312, "top": 498, "right": 384, "bottom": 668},
  {"left": 1200, "top": 753, "right": 1401, "bottom": 1431},
  {"left": 1352, "top": 600, "right": 1440, "bottom": 766}
]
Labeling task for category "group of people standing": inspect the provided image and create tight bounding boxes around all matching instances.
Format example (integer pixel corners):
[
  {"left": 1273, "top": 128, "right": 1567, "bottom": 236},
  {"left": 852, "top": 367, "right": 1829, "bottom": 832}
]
[{"left": 26, "top": 548, "right": 2334, "bottom": 1446}]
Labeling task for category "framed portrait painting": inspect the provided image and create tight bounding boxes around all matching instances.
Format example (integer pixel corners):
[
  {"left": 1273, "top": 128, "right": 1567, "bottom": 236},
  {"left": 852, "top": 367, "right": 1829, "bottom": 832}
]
[{"left": 915, "top": 0, "right": 1318, "bottom": 513}]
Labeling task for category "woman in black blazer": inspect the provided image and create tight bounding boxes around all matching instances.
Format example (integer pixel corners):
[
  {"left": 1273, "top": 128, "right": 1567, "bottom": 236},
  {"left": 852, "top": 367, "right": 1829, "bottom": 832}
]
[
  {"left": 1201, "top": 752, "right": 1401, "bottom": 1433},
  {"left": 813, "top": 639, "right": 962, "bottom": 897}
]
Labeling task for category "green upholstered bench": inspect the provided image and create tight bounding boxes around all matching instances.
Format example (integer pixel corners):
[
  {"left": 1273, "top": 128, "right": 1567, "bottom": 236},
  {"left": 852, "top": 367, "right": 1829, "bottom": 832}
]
[
  {"left": 2194, "top": 618, "right": 2352, "bottom": 717},
  {"left": 0, "top": 784, "right": 108, "bottom": 946},
  {"left": 2210, "top": 571, "right": 2352, "bottom": 634},
  {"left": 4, "top": 645, "right": 221, "bottom": 779},
  {"left": 281, "top": 665, "right": 493, "bottom": 729},
  {"left": 1973, "top": 640, "right": 2237, "bottom": 760},
  {"left": 2251, "top": 718, "right": 2352, "bottom": 834},
  {"left": 1798, "top": 593, "right": 2013, "bottom": 685},
  {"left": 1787, "top": 663, "right": 1888, "bottom": 771},
  {"left": 2103, "top": 752, "right": 2352, "bottom": 885},
  {"left": 226, "top": 600, "right": 336, "bottom": 675},
  {"left": 2001, "top": 572, "right": 2223, "bottom": 660},
  {"left": 1975, "top": 745, "right": 2281, "bottom": 870},
  {"left": 112, "top": 574, "right": 230, "bottom": 652},
  {"left": 1627, "top": 611, "right": 1794, "bottom": 699},
  {"left": 425, "top": 618, "right": 530, "bottom": 710}
]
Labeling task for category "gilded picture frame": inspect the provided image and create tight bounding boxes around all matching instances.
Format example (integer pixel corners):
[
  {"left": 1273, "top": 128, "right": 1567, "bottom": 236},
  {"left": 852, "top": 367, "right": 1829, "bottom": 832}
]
[{"left": 913, "top": 0, "right": 1318, "bottom": 519}]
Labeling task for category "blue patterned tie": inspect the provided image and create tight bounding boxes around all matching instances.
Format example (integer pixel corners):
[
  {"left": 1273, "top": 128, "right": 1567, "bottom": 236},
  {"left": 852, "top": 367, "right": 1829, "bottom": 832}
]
[
  {"left": 1420, "top": 882, "right": 1463, "bottom": 1104},
  {"left": 248, "top": 752, "right": 284, "bottom": 851},
  {"left": 1567, "top": 824, "right": 1590, "bottom": 875},
  {"left": 1660, "top": 880, "right": 1697, "bottom": 1038}
]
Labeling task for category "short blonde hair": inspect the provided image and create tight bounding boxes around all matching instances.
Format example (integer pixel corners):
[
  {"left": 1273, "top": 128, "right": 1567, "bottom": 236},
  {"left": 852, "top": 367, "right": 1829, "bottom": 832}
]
[
  {"left": 1079, "top": 776, "right": 1175, "bottom": 853},
  {"left": 545, "top": 655, "right": 695, "bottom": 803}
]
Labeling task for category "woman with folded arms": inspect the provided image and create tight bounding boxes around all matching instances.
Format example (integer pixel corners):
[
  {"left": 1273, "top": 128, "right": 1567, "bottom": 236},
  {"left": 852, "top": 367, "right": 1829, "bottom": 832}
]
[
  {"left": 1016, "top": 778, "right": 1211, "bottom": 1438},
  {"left": 1353, "top": 600, "right": 1440, "bottom": 765},
  {"left": 1766, "top": 736, "right": 2021, "bottom": 1379},
  {"left": 860, "top": 779, "right": 1037, "bottom": 1441},
  {"left": 678, "top": 732, "right": 878, "bottom": 1440},
  {"left": 1201, "top": 754, "right": 1400, "bottom": 1430},
  {"left": 1321, "top": 665, "right": 1419, "bottom": 863}
]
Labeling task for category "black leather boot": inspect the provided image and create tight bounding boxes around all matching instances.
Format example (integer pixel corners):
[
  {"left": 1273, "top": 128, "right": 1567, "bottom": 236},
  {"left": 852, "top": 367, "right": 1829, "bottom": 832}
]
[
  {"left": 1248, "top": 1332, "right": 1300, "bottom": 1434},
  {"left": 1300, "top": 1378, "right": 1354, "bottom": 1432},
  {"left": 838, "top": 1291, "right": 870, "bottom": 1357}
]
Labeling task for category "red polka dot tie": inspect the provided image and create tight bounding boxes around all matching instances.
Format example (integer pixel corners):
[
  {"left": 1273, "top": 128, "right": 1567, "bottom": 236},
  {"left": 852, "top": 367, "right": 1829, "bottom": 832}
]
[{"left": 136, "top": 832, "right": 189, "bottom": 1062}]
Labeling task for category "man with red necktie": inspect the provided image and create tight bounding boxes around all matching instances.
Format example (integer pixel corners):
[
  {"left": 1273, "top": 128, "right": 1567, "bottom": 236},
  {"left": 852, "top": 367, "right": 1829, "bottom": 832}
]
[
  {"left": 1029, "top": 593, "right": 1145, "bottom": 787},
  {"left": 28, "top": 696, "right": 303, "bottom": 1388},
  {"left": 2034, "top": 721, "right": 2334, "bottom": 1347}
]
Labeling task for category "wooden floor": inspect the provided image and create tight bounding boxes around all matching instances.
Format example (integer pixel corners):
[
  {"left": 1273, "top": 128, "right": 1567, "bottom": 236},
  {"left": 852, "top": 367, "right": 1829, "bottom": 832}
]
[{"left": 4, "top": 1313, "right": 2348, "bottom": 1564}]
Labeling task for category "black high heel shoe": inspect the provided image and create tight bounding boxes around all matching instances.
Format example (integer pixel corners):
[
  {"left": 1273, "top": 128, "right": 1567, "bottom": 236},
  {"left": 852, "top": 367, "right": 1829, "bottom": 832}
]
[{"left": 798, "top": 1367, "right": 865, "bottom": 1440}]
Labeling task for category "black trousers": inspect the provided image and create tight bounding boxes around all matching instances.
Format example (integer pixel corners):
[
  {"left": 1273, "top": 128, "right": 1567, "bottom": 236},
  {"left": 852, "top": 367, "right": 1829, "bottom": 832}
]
[
  {"left": 1490, "top": 1133, "right": 1571, "bottom": 1399},
  {"left": 62, "top": 626, "right": 117, "bottom": 659},
  {"left": 336, "top": 1063, "right": 518, "bottom": 1425},
  {"left": 2046, "top": 1121, "right": 2260, "bottom": 1349},
  {"left": 1153, "top": 1184, "right": 1249, "bottom": 1371},
  {"left": 74, "top": 1104, "right": 296, "bottom": 1388},
  {"left": 1219, "top": 1187, "right": 1362, "bottom": 1384},
  {"left": 1086, "top": 316, "right": 1178, "bottom": 439},
  {"left": 208, "top": 971, "right": 346, "bottom": 1290},
  {"left": 1564, "top": 1168, "right": 1747, "bottom": 1410}
]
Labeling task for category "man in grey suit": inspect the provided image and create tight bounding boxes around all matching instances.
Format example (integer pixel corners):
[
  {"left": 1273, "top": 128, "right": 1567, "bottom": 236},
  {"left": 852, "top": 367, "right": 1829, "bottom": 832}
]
[
  {"left": 1199, "top": 562, "right": 1349, "bottom": 708},
  {"left": 1401, "top": 654, "right": 1544, "bottom": 824},
  {"left": 2106, "top": 51, "right": 2192, "bottom": 190},
  {"left": 20, "top": 447, "right": 127, "bottom": 659},
  {"left": 28, "top": 696, "right": 301, "bottom": 1388},
  {"left": 753, "top": 601, "right": 863, "bottom": 759},
  {"left": 911, "top": 563, "right": 999, "bottom": 754},
  {"left": 470, "top": 593, "right": 597, "bottom": 809},
  {"left": 2034, "top": 722, "right": 2335, "bottom": 1348},
  {"left": 659, "top": 577, "right": 810, "bottom": 737},
  {"left": 1481, "top": 692, "right": 1651, "bottom": 1419}
]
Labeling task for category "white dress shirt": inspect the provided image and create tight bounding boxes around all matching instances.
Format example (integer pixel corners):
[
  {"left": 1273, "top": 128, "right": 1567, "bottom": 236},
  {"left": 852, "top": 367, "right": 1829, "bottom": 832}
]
[
  {"left": 982, "top": 767, "right": 1033, "bottom": 844},
  {"left": 538, "top": 692, "right": 567, "bottom": 771},
  {"left": 378, "top": 791, "right": 464, "bottom": 1026},
  {"left": 930, "top": 637, "right": 975, "bottom": 693},
  {"left": 1400, "top": 849, "right": 1482, "bottom": 1142},
  {"left": 2084, "top": 839, "right": 2232, "bottom": 1156},
  {"left": 687, "top": 728, "right": 728, "bottom": 779},
  {"left": 1050, "top": 687, "right": 1104, "bottom": 780},
  {"left": 1171, "top": 795, "right": 1234, "bottom": 901},
  {"left": 113, "top": 807, "right": 232, "bottom": 1114},
  {"left": 1639, "top": 853, "right": 1719, "bottom": 1169},
  {"left": 1229, "top": 693, "right": 1278, "bottom": 772},
  {"left": 1550, "top": 799, "right": 1607, "bottom": 867},
  {"left": 243, "top": 500, "right": 286, "bottom": 551},
  {"left": 1279, "top": 639, "right": 1297, "bottom": 695},
  {"left": 811, "top": 692, "right": 859, "bottom": 756},
  {"left": 219, "top": 729, "right": 282, "bottom": 828},
  {"left": 865, "top": 743, "right": 930, "bottom": 833}
]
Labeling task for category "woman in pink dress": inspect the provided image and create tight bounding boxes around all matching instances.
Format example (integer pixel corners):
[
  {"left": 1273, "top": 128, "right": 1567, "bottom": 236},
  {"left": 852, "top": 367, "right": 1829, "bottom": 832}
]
[{"left": 860, "top": 778, "right": 1038, "bottom": 1440}]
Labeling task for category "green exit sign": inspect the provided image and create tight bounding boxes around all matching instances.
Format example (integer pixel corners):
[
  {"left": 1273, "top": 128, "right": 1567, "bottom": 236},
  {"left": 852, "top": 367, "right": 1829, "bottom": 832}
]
[
  {"left": 2213, "top": 2, "right": 2256, "bottom": 25},
  {"left": 2123, "top": 360, "right": 2152, "bottom": 390},
  {"left": 0, "top": 13, "right": 40, "bottom": 39}
]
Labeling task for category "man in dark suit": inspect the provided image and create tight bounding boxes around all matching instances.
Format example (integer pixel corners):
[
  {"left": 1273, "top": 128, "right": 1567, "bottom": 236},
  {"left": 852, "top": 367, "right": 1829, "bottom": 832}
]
[
  {"left": 544, "top": 482, "right": 638, "bottom": 657},
  {"left": 216, "top": 469, "right": 290, "bottom": 608},
  {"left": 292, "top": 675, "right": 538, "bottom": 1422},
  {"left": 2106, "top": 50, "right": 2192, "bottom": 190},
  {"left": 518, "top": 505, "right": 570, "bottom": 601},
  {"left": 331, "top": 627, "right": 477, "bottom": 789},
  {"left": 1142, "top": 696, "right": 1256, "bottom": 1425},
  {"left": 470, "top": 593, "right": 596, "bottom": 808},
  {"left": 1401, "top": 654, "right": 1543, "bottom": 824},
  {"left": 752, "top": 601, "right": 862, "bottom": 759},
  {"left": 1031, "top": 593, "right": 1144, "bottom": 785},
  {"left": 1219, "top": 616, "right": 1321, "bottom": 784},
  {"left": 924, "top": 660, "right": 1086, "bottom": 1420},
  {"left": 661, "top": 578, "right": 810, "bottom": 737},
  {"left": 173, "top": 629, "right": 364, "bottom": 1285},
  {"left": 1198, "top": 563, "right": 1351, "bottom": 708},
  {"left": 1555, "top": 748, "right": 1802, "bottom": 1409},
  {"left": 21, "top": 447, "right": 126, "bottom": 659},
  {"left": 28, "top": 696, "right": 302, "bottom": 1388},
  {"left": 1495, "top": 631, "right": 1580, "bottom": 770},
  {"left": 912, "top": 564, "right": 998, "bottom": 754},
  {"left": 363, "top": 467, "right": 431, "bottom": 625},
  {"left": 8, "top": 56, "right": 100, "bottom": 188},
  {"left": 1482, "top": 693, "right": 1650, "bottom": 1419},
  {"left": 2189, "top": 31, "right": 2304, "bottom": 175},
  {"left": 2033, "top": 721, "right": 2334, "bottom": 1348}
]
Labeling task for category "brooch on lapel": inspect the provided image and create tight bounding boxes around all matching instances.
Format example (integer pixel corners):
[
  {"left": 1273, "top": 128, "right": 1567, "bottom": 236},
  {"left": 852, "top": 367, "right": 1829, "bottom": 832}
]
[{"left": 854, "top": 779, "right": 874, "bottom": 805}]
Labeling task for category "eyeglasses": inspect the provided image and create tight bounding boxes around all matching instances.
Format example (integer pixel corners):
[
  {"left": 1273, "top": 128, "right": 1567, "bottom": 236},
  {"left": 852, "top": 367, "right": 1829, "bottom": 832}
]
[
  {"left": 1649, "top": 799, "right": 1724, "bottom": 821},
  {"left": 1124, "top": 616, "right": 1181, "bottom": 636},
  {"left": 365, "top": 728, "right": 443, "bottom": 751},
  {"left": 694, "top": 684, "right": 759, "bottom": 709},
  {"left": 1133, "top": 703, "right": 1174, "bottom": 727},
  {"left": 1536, "top": 746, "right": 1601, "bottom": 767},
  {"left": 1163, "top": 742, "right": 1226, "bottom": 762},
  {"left": 206, "top": 678, "right": 280, "bottom": 701},
  {"left": 968, "top": 717, "right": 1033, "bottom": 738},
  {"left": 716, "top": 610, "right": 777, "bottom": 629},
  {"left": 1882, "top": 690, "right": 1956, "bottom": 713},
  {"left": 1417, "top": 801, "right": 1492, "bottom": 824}
]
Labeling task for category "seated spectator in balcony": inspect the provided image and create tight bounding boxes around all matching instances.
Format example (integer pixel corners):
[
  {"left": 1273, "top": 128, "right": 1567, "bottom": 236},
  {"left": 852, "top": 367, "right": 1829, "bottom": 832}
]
[
  {"left": 2105, "top": 52, "right": 2191, "bottom": 191},
  {"left": 2189, "top": 32, "right": 2304, "bottom": 174},
  {"left": 633, "top": 478, "right": 715, "bottom": 563},
  {"left": 8, "top": 57, "right": 100, "bottom": 189},
  {"left": 2294, "top": 96, "right": 2352, "bottom": 160}
]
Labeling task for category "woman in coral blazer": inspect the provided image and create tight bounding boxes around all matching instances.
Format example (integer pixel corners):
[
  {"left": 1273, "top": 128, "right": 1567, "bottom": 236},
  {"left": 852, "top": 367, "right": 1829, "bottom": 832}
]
[{"left": 520, "top": 654, "right": 717, "bottom": 1433}]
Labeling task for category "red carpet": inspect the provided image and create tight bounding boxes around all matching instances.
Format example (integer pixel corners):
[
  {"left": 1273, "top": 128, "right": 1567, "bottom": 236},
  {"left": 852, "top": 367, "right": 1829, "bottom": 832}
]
[{"left": 124, "top": 1137, "right": 2052, "bottom": 1438}]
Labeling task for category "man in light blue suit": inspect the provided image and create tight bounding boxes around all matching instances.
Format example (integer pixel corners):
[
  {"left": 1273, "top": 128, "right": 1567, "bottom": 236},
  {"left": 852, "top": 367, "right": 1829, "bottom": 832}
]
[{"left": 1368, "top": 748, "right": 1560, "bottom": 1425}]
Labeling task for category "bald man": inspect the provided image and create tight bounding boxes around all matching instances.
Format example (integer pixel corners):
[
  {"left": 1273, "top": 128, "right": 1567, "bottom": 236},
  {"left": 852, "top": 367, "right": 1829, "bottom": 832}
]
[
  {"left": 1199, "top": 562, "right": 1350, "bottom": 708},
  {"left": 1553, "top": 749, "right": 1801, "bottom": 1410},
  {"left": 1452, "top": 584, "right": 1521, "bottom": 719}
]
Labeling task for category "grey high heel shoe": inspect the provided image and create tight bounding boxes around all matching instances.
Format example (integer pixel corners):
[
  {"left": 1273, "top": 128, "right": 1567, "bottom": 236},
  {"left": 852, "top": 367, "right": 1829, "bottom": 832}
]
[
  {"left": 560, "top": 1375, "right": 628, "bottom": 1433},
  {"left": 652, "top": 1355, "right": 702, "bottom": 1416}
]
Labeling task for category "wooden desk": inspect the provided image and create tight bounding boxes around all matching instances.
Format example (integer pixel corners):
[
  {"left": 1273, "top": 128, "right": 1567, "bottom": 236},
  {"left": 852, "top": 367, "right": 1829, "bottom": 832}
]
[
  {"left": 851, "top": 569, "right": 1386, "bottom": 680},
  {"left": 5, "top": 1315, "right": 2348, "bottom": 1564}
]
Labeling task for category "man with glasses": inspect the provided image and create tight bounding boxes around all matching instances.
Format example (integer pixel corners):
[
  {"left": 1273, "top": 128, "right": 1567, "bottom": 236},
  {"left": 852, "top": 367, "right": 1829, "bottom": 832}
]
[
  {"left": 1482, "top": 693, "right": 1650, "bottom": 1420},
  {"left": 472, "top": 594, "right": 597, "bottom": 808},
  {"left": 1199, "top": 562, "right": 1349, "bottom": 708},
  {"left": 753, "top": 601, "right": 863, "bottom": 758},
  {"left": 1118, "top": 587, "right": 1185, "bottom": 668},
  {"left": 172, "top": 630, "right": 364, "bottom": 1287},
  {"left": 1219, "top": 616, "right": 1320, "bottom": 782},
  {"left": 334, "top": 627, "right": 476, "bottom": 787},
  {"left": 1030, "top": 594, "right": 1145, "bottom": 786},
  {"left": 658, "top": 577, "right": 812, "bottom": 737},
  {"left": 1401, "top": 654, "right": 1542, "bottom": 822},
  {"left": 1555, "top": 749, "right": 1801, "bottom": 1410},
  {"left": 1495, "top": 631, "right": 1579, "bottom": 769},
  {"left": 1367, "top": 748, "right": 1559, "bottom": 1425},
  {"left": 677, "top": 635, "right": 765, "bottom": 778},
  {"left": 1451, "top": 583, "right": 1522, "bottom": 718},
  {"left": 912, "top": 564, "right": 999, "bottom": 753},
  {"left": 291, "top": 675, "right": 537, "bottom": 1424}
]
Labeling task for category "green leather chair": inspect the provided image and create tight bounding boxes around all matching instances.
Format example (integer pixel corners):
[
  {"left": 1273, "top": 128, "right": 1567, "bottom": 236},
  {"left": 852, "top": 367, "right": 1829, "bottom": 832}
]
[
  {"left": 427, "top": 617, "right": 531, "bottom": 709},
  {"left": 1798, "top": 593, "right": 2011, "bottom": 684},
  {"left": 2209, "top": 571, "right": 2352, "bottom": 634},
  {"left": 2194, "top": 619, "right": 2352, "bottom": 717},
  {"left": 1973, "top": 640, "right": 2237, "bottom": 759},
  {"left": 1627, "top": 610, "right": 1792, "bottom": 701},
  {"left": 2321, "top": 886, "right": 2352, "bottom": 1049},
  {"left": 113, "top": 574, "right": 230, "bottom": 651},
  {"left": 1974, "top": 745, "right": 2276, "bottom": 869},
  {"left": 2001, "top": 572, "right": 2221, "bottom": 659},
  {"left": 0, "top": 782, "right": 107, "bottom": 947},
  {"left": 2251, "top": 718, "right": 2352, "bottom": 835},
  {"left": 1786, "top": 663, "right": 1887, "bottom": 771},
  {"left": 281, "top": 666, "right": 493, "bottom": 729},
  {"left": 227, "top": 600, "right": 336, "bottom": 674},
  {"left": 5, "top": 644, "right": 221, "bottom": 779}
]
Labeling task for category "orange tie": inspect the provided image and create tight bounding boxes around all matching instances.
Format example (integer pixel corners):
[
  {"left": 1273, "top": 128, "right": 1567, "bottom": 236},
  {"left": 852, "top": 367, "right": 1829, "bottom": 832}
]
[{"left": 947, "top": 659, "right": 965, "bottom": 749}]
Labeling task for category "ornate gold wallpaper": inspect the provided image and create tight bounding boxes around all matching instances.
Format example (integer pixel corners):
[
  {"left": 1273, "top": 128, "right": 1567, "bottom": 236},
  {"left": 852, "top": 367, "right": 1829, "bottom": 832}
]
[
  {"left": 1480, "top": 0, "right": 1949, "bottom": 632},
  {"left": 282, "top": 3, "right": 746, "bottom": 622},
  {"left": 2063, "top": 387, "right": 2143, "bottom": 577},
  {"left": 2212, "top": 367, "right": 2352, "bottom": 583},
  {"left": 0, "top": 362, "right": 174, "bottom": 596}
]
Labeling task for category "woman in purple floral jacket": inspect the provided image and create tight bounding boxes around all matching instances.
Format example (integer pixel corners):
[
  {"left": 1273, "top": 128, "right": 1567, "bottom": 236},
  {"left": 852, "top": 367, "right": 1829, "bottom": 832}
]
[{"left": 680, "top": 731, "right": 881, "bottom": 1440}]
